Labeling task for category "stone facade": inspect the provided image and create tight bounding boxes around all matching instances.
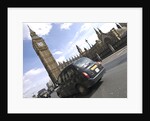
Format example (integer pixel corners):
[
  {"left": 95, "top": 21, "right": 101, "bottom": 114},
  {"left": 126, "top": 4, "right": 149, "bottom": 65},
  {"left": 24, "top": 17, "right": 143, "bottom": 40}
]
[{"left": 28, "top": 26, "right": 61, "bottom": 85}]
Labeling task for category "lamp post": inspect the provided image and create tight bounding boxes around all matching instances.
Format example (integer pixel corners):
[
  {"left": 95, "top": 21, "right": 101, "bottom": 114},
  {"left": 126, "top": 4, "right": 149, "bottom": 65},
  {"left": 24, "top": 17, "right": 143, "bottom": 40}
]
[{"left": 85, "top": 39, "right": 92, "bottom": 48}]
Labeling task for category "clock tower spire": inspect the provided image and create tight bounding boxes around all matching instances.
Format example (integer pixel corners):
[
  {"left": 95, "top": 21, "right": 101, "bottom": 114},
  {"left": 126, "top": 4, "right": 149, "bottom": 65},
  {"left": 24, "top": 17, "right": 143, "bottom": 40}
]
[
  {"left": 27, "top": 25, "right": 39, "bottom": 39},
  {"left": 28, "top": 26, "right": 60, "bottom": 86}
]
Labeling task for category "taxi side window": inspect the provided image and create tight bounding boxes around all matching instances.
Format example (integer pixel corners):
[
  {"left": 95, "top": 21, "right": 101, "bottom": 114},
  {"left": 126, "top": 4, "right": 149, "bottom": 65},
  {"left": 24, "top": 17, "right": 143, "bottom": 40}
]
[
  {"left": 61, "top": 72, "right": 65, "bottom": 83},
  {"left": 64, "top": 72, "right": 69, "bottom": 83},
  {"left": 58, "top": 76, "right": 61, "bottom": 84},
  {"left": 58, "top": 67, "right": 76, "bottom": 84},
  {"left": 58, "top": 74, "right": 63, "bottom": 84},
  {"left": 67, "top": 68, "right": 75, "bottom": 79}
]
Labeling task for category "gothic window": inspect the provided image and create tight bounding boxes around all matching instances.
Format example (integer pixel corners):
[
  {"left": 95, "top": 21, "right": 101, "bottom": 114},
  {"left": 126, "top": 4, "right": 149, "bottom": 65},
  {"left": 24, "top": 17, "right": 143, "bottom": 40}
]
[
  {"left": 67, "top": 68, "right": 74, "bottom": 78},
  {"left": 64, "top": 72, "right": 69, "bottom": 82}
]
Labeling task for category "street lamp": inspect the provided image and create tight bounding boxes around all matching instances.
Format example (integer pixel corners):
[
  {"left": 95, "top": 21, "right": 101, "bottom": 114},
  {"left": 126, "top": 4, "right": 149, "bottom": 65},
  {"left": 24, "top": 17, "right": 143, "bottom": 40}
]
[{"left": 85, "top": 39, "right": 92, "bottom": 48}]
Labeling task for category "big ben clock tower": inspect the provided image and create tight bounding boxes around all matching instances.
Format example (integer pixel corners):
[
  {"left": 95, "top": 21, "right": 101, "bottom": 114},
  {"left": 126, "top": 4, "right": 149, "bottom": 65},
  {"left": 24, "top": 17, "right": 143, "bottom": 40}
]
[{"left": 28, "top": 26, "right": 60, "bottom": 86}]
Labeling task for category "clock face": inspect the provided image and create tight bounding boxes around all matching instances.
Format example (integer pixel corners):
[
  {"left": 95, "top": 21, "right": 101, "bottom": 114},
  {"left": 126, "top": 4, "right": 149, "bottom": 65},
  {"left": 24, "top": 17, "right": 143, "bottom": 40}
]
[{"left": 37, "top": 42, "right": 44, "bottom": 47}]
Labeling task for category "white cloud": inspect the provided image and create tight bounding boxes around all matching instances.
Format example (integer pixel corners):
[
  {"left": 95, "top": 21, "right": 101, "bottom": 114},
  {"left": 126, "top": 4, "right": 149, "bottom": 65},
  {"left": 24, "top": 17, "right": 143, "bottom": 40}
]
[
  {"left": 68, "top": 33, "right": 97, "bottom": 55},
  {"left": 53, "top": 51, "right": 63, "bottom": 55},
  {"left": 60, "top": 23, "right": 73, "bottom": 30},
  {"left": 100, "top": 23, "right": 117, "bottom": 33},
  {"left": 23, "top": 23, "right": 52, "bottom": 40},
  {"left": 56, "top": 56, "right": 66, "bottom": 63},
  {"left": 23, "top": 68, "right": 46, "bottom": 86},
  {"left": 23, "top": 68, "right": 50, "bottom": 98},
  {"left": 68, "top": 23, "right": 102, "bottom": 45},
  {"left": 68, "top": 23, "right": 92, "bottom": 43},
  {"left": 24, "top": 79, "right": 30, "bottom": 83},
  {"left": 86, "top": 33, "right": 97, "bottom": 45},
  {"left": 23, "top": 76, "right": 50, "bottom": 98},
  {"left": 67, "top": 25, "right": 99, "bottom": 50},
  {"left": 24, "top": 68, "right": 46, "bottom": 77},
  {"left": 68, "top": 41, "right": 73, "bottom": 45},
  {"left": 80, "top": 23, "right": 92, "bottom": 33},
  {"left": 59, "top": 23, "right": 100, "bottom": 59}
]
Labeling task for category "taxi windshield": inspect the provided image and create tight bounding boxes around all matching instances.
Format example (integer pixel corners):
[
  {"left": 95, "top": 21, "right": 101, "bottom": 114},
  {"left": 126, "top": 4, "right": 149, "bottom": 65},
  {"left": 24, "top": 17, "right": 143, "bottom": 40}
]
[{"left": 73, "top": 57, "right": 93, "bottom": 68}]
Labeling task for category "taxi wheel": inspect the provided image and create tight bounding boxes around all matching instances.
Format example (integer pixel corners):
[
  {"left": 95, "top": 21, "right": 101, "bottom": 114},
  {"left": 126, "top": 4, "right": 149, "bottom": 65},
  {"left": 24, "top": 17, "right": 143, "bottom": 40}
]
[
  {"left": 76, "top": 85, "right": 88, "bottom": 95},
  {"left": 57, "top": 92, "right": 62, "bottom": 98}
]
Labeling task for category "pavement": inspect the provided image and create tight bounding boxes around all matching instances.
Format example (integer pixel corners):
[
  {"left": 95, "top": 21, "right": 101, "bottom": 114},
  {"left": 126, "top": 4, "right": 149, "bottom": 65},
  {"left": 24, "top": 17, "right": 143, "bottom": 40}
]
[{"left": 102, "top": 46, "right": 127, "bottom": 65}]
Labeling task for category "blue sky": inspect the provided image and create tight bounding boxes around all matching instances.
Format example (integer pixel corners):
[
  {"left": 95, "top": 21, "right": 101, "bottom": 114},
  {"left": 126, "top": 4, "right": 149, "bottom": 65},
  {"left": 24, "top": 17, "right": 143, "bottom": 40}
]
[{"left": 23, "top": 22, "right": 118, "bottom": 97}]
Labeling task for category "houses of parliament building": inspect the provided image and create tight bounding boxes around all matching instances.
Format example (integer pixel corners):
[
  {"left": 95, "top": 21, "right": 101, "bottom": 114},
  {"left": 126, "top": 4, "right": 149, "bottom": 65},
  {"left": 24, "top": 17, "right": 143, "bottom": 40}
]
[{"left": 28, "top": 23, "right": 127, "bottom": 86}]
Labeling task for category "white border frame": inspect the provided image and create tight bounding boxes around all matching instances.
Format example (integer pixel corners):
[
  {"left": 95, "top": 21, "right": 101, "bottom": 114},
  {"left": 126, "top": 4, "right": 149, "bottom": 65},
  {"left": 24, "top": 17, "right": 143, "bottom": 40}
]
[{"left": 8, "top": 8, "right": 142, "bottom": 113}]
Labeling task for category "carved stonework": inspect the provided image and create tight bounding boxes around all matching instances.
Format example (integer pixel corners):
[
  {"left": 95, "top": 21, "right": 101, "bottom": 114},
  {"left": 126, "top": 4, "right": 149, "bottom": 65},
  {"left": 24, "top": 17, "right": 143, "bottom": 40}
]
[{"left": 28, "top": 26, "right": 60, "bottom": 85}]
